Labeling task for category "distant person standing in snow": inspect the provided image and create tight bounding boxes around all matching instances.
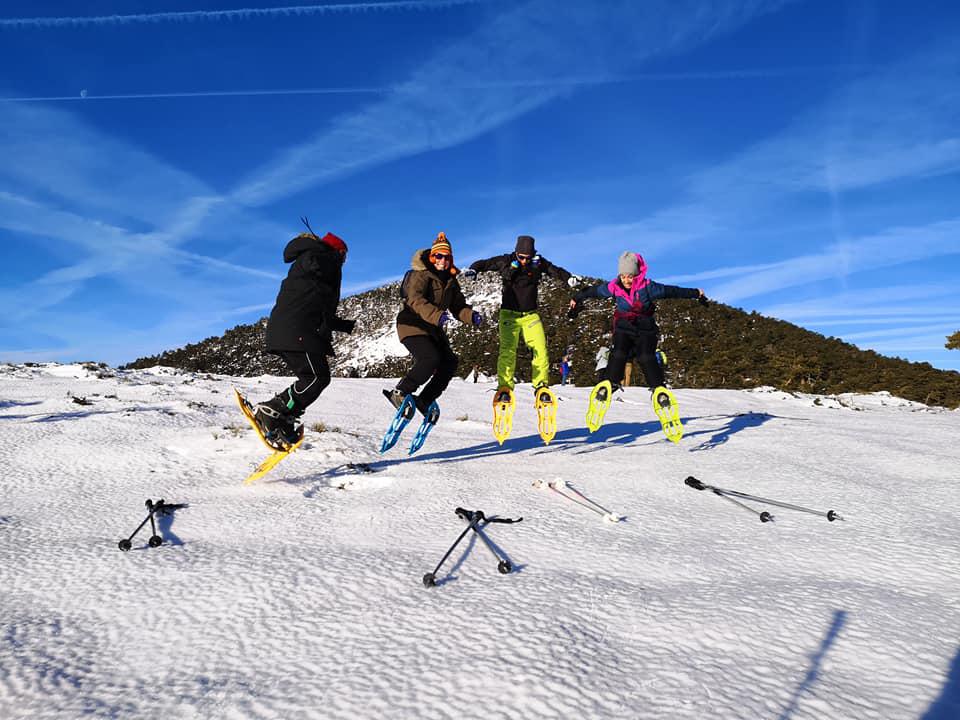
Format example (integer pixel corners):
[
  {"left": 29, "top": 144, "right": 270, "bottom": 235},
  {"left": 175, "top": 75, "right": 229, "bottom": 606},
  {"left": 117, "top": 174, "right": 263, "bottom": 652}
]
[
  {"left": 252, "top": 224, "right": 355, "bottom": 445},
  {"left": 462, "top": 235, "right": 576, "bottom": 401},
  {"left": 384, "top": 232, "right": 484, "bottom": 419},
  {"left": 595, "top": 343, "right": 610, "bottom": 383},
  {"left": 561, "top": 355, "right": 571, "bottom": 385},
  {"left": 569, "top": 251, "right": 705, "bottom": 396}
]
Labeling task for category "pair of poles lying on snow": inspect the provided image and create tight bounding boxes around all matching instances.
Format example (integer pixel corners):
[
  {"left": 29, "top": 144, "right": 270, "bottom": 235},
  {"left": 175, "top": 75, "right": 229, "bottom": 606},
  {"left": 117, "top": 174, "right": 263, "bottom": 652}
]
[{"left": 684, "top": 476, "right": 843, "bottom": 523}]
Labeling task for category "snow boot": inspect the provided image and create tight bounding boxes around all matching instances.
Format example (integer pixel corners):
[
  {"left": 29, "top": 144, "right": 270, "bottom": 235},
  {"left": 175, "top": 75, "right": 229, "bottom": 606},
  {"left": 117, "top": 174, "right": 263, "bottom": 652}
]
[
  {"left": 383, "top": 387, "right": 416, "bottom": 420},
  {"left": 254, "top": 394, "right": 303, "bottom": 446},
  {"left": 416, "top": 396, "right": 440, "bottom": 424}
]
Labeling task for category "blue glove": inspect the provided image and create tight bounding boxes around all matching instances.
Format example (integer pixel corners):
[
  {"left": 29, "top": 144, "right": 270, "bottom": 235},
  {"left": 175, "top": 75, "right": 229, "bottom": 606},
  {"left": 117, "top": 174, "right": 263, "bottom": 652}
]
[
  {"left": 471, "top": 311, "right": 484, "bottom": 327},
  {"left": 510, "top": 259, "right": 520, "bottom": 270},
  {"left": 438, "top": 311, "right": 451, "bottom": 328},
  {"left": 461, "top": 268, "right": 478, "bottom": 280}
]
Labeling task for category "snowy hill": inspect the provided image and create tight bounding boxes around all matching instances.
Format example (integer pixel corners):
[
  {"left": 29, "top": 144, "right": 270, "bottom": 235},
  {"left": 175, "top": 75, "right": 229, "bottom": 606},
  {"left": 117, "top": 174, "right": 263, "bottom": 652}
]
[
  {"left": 124, "top": 273, "right": 960, "bottom": 409},
  {"left": 1, "top": 363, "right": 958, "bottom": 719}
]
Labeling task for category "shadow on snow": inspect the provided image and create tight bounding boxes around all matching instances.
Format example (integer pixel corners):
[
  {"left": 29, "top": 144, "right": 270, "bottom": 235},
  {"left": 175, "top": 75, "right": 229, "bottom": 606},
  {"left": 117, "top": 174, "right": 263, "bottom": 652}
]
[
  {"left": 922, "top": 646, "right": 960, "bottom": 720},
  {"left": 686, "top": 411, "right": 783, "bottom": 452},
  {"left": 778, "top": 609, "right": 847, "bottom": 720}
]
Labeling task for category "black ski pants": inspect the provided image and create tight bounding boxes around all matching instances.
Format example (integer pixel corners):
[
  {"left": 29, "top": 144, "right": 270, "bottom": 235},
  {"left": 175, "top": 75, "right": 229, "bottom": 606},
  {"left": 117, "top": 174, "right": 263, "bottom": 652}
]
[
  {"left": 277, "top": 350, "right": 331, "bottom": 414},
  {"left": 605, "top": 331, "right": 664, "bottom": 390},
  {"left": 397, "top": 334, "right": 459, "bottom": 408}
]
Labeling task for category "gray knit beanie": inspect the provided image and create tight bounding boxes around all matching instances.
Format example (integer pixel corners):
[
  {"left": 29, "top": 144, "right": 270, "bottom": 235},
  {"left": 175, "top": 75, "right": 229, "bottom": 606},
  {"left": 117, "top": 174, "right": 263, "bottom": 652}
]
[{"left": 618, "top": 251, "right": 639, "bottom": 276}]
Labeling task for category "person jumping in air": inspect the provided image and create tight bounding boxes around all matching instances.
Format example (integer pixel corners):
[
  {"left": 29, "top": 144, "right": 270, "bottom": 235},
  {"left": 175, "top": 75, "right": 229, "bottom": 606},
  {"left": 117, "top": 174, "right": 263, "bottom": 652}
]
[
  {"left": 462, "top": 235, "right": 576, "bottom": 444},
  {"left": 569, "top": 251, "right": 706, "bottom": 441},
  {"left": 237, "top": 221, "right": 355, "bottom": 452},
  {"left": 381, "top": 232, "right": 483, "bottom": 454}
]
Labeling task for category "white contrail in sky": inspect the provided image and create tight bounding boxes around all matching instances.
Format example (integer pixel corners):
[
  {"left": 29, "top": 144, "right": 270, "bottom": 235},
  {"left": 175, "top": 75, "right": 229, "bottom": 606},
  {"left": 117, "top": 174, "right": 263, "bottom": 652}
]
[
  {"left": 0, "top": 66, "right": 874, "bottom": 104},
  {"left": 0, "top": 0, "right": 485, "bottom": 28},
  {"left": 0, "top": 87, "right": 392, "bottom": 103}
]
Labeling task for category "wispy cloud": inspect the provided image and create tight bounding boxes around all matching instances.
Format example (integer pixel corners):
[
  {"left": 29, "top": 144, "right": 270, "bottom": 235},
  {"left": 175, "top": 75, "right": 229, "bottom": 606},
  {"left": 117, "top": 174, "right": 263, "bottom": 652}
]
[
  {"left": 686, "top": 49, "right": 960, "bottom": 201},
  {"left": 0, "top": 1, "right": 487, "bottom": 29},
  {"left": 840, "top": 323, "right": 959, "bottom": 342},
  {"left": 0, "top": 0, "right": 797, "bottom": 365},
  {"left": 557, "top": 40, "right": 960, "bottom": 280},
  {"left": 0, "top": 105, "right": 285, "bottom": 330},
  {"left": 231, "top": 0, "right": 794, "bottom": 206},
  {"left": 667, "top": 218, "right": 960, "bottom": 303},
  {"left": 761, "top": 284, "right": 959, "bottom": 321}
]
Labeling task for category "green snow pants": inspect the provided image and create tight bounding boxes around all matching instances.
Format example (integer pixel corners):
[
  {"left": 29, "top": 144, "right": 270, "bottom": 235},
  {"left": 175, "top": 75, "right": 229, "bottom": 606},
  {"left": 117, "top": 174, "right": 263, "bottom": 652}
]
[{"left": 497, "top": 309, "right": 550, "bottom": 390}]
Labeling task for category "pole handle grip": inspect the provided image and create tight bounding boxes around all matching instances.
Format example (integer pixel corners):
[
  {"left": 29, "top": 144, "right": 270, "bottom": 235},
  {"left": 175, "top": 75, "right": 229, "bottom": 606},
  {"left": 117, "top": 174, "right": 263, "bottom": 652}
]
[
  {"left": 455, "top": 507, "right": 484, "bottom": 523},
  {"left": 685, "top": 476, "right": 707, "bottom": 491}
]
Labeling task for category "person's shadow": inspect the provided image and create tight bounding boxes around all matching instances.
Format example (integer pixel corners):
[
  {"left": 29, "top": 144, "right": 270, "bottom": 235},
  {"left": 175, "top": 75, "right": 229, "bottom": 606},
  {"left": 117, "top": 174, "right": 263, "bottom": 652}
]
[
  {"left": 370, "top": 420, "right": 665, "bottom": 470},
  {"left": 686, "top": 411, "right": 787, "bottom": 451},
  {"left": 922, "top": 647, "right": 960, "bottom": 719}
]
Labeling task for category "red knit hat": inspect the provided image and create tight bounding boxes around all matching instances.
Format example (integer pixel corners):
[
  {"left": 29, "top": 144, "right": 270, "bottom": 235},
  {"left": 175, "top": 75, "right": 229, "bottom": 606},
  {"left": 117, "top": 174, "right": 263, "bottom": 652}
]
[{"left": 320, "top": 232, "right": 347, "bottom": 256}]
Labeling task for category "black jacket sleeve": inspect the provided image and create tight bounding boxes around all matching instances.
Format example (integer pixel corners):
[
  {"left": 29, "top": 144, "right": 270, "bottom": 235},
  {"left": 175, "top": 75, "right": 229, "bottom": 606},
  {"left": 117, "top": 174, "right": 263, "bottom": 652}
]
[
  {"left": 541, "top": 257, "right": 572, "bottom": 283},
  {"left": 469, "top": 255, "right": 511, "bottom": 274}
]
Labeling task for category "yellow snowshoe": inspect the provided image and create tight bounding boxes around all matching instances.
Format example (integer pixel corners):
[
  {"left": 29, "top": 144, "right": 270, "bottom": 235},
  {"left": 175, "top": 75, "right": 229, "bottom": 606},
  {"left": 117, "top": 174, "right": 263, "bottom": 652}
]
[
  {"left": 492, "top": 387, "right": 515, "bottom": 445},
  {"left": 652, "top": 386, "right": 683, "bottom": 443},
  {"left": 585, "top": 380, "right": 612, "bottom": 433},
  {"left": 534, "top": 386, "right": 557, "bottom": 444}
]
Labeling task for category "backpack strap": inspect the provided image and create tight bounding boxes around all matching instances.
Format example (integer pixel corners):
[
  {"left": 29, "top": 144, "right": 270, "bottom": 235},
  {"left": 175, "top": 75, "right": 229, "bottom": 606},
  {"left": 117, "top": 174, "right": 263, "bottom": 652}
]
[{"left": 399, "top": 269, "right": 414, "bottom": 302}]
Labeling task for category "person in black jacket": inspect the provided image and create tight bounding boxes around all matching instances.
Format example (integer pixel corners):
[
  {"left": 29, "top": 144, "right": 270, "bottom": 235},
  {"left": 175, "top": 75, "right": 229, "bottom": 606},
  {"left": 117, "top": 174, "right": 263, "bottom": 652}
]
[
  {"left": 463, "top": 235, "right": 575, "bottom": 398},
  {"left": 253, "top": 229, "right": 355, "bottom": 444}
]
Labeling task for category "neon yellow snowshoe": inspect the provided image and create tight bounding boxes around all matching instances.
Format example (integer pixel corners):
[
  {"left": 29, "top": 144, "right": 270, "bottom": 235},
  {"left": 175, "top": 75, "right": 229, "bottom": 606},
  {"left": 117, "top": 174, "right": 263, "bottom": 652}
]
[
  {"left": 492, "top": 387, "right": 515, "bottom": 445},
  {"left": 585, "top": 380, "right": 612, "bottom": 433},
  {"left": 652, "top": 386, "right": 683, "bottom": 443},
  {"left": 534, "top": 386, "right": 557, "bottom": 444}
]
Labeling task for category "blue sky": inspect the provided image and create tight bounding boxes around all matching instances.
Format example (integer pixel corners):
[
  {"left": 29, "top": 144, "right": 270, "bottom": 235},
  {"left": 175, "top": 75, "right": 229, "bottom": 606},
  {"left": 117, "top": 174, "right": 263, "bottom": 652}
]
[{"left": 1, "top": 0, "right": 958, "bottom": 371}]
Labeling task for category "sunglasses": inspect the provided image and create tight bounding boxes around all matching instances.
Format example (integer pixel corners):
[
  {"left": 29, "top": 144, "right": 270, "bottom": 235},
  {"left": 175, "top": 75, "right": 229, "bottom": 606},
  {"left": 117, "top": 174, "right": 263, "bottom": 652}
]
[
  {"left": 430, "top": 252, "right": 451, "bottom": 261},
  {"left": 516, "top": 254, "right": 532, "bottom": 261}
]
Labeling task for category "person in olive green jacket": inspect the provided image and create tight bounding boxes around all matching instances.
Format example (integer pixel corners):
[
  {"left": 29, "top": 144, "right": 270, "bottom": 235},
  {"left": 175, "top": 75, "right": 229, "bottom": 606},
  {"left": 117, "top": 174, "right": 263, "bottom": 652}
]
[{"left": 384, "top": 232, "right": 484, "bottom": 418}]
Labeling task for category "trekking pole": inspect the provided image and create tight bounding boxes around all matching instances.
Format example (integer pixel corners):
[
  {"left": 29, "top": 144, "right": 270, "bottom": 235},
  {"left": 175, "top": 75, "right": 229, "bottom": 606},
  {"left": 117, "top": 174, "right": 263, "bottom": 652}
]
[
  {"left": 422, "top": 510, "right": 483, "bottom": 587},
  {"left": 456, "top": 508, "right": 523, "bottom": 575},
  {"left": 118, "top": 499, "right": 166, "bottom": 551},
  {"left": 685, "top": 477, "right": 843, "bottom": 522},
  {"left": 688, "top": 480, "right": 774, "bottom": 523},
  {"left": 553, "top": 478, "right": 621, "bottom": 522}
]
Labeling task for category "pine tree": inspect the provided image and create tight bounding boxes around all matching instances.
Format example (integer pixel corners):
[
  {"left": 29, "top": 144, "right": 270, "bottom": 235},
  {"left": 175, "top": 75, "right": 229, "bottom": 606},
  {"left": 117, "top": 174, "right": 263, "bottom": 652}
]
[{"left": 947, "top": 331, "right": 960, "bottom": 351}]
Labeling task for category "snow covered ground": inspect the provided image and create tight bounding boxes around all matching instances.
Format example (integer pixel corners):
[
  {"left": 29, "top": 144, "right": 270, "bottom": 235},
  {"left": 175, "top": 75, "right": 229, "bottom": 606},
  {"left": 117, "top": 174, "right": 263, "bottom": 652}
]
[{"left": 1, "top": 363, "right": 958, "bottom": 720}]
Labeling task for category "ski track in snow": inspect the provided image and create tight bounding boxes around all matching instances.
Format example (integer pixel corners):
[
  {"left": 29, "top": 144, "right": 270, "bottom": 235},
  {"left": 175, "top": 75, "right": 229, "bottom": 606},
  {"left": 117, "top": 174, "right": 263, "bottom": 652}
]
[{"left": 1, "top": 364, "right": 959, "bottom": 719}]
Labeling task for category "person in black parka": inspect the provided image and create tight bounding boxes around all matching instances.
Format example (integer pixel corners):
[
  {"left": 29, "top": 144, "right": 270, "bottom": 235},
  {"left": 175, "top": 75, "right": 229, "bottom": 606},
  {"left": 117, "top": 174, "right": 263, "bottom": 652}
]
[{"left": 253, "top": 229, "right": 355, "bottom": 444}]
